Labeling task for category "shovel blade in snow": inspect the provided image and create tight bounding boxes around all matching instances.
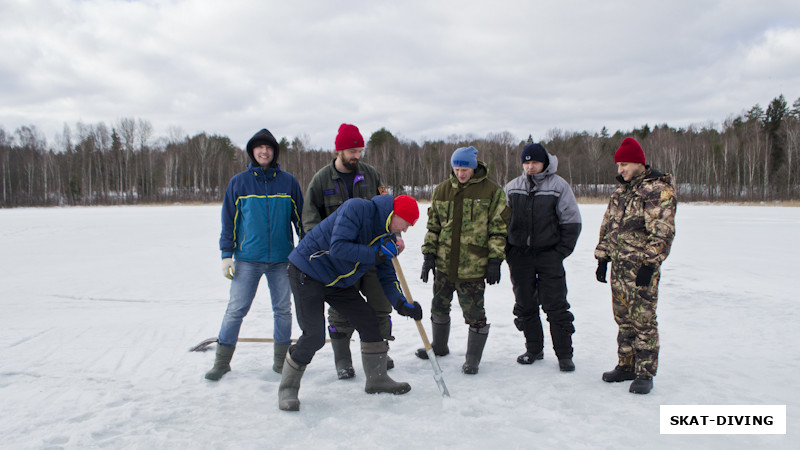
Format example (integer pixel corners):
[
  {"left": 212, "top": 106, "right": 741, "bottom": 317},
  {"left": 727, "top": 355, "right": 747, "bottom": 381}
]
[
  {"left": 189, "top": 337, "right": 219, "bottom": 352},
  {"left": 425, "top": 348, "right": 451, "bottom": 397}
]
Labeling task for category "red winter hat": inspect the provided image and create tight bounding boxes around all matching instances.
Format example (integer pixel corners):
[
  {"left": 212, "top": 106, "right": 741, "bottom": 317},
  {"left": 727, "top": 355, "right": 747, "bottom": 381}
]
[
  {"left": 335, "top": 123, "right": 365, "bottom": 151},
  {"left": 614, "top": 137, "right": 646, "bottom": 165},
  {"left": 393, "top": 195, "right": 419, "bottom": 225}
]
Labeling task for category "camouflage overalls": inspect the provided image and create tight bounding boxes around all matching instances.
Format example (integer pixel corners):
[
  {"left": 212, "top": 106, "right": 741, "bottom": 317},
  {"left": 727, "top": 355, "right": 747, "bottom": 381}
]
[
  {"left": 422, "top": 162, "right": 509, "bottom": 326},
  {"left": 595, "top": 168, "right": 677, "bottom": 379}
]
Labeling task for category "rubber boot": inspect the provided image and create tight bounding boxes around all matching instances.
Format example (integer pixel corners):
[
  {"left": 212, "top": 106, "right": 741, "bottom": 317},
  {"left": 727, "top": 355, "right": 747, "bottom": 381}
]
[
  {"left": 379, "top": 316, "right": 395, "bottom": 370},
  {"left": 273, "top": 342, "right": 290, "bottom": 374},
  {"left": 278, "top": 352, "right": 306, "bottom": 411},
  {"left": 415, "top": 314, "right": 450, "bottom": 359},
  {"left": 204, "top": 344, "right": 235, "bottom": 381},
  {"left": 462, "top": 324, "right": 490, "bottom": 375},
  {"left": 361, "top": 341, "right": 411, "bottom": 394},
  {"left": 330, "top": 332, "right": 355, "bottom": 379}
]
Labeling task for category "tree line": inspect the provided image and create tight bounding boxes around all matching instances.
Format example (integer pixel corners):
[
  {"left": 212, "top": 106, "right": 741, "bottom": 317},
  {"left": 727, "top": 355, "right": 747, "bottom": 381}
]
[{"left": 2, "top": 94, "right": 799, "bottom": 208}]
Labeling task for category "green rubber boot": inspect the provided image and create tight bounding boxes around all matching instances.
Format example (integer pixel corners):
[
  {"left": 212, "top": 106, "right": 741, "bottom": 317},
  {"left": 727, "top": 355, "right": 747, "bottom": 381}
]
[
  {"left": 362, "top": 341, "right": 411, "bottom": 395},
  {"left": 278, "top": 352, "right": 306, "bottom": 411},
  {"left": 205, "top": 344, "right": 235, "bottom": 381},
  {"left": 273, "top": 343, "right": 290, "bottom": 374}
]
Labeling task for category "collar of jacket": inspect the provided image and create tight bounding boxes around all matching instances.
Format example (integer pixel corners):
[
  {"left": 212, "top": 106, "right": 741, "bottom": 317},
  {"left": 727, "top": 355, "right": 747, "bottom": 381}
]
[
  {"left": 248, "top": 162, "right": 280, "bottom": 179},
  {"left": 449, "top": 161, "right": 489, "bottom": 187}
]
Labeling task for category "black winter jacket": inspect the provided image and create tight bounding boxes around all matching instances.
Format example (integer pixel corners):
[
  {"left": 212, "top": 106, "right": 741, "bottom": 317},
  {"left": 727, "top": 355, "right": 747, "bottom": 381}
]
[{"left": 503, "top": 152, "right": 582, "bottom": 258}]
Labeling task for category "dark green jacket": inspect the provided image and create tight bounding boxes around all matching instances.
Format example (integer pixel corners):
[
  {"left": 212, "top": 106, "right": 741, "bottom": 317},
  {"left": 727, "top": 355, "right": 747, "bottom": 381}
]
[
  {"left": 422, "top": 162, "right": 509, "bottom": 281},
  {"left": 303, "top": 159, "right": 385, "bottom": 233}
]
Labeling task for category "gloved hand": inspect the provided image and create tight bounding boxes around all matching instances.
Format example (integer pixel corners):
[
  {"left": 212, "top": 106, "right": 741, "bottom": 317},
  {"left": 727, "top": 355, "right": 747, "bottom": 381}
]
[
  {"left": 595, "top": 259, "right": 608, "bottom": 283},
  {"left": 374, "top": 238, "right": 398, "bottom": 265},
  {"left": 395, "top": 298, "right": 423, "bottom": 320},
  {"left": 485, "top": 258, "right": 502, "bottom": 285},
  {"left": 420, "top": 253, "right": 436, "bottom": 283},
  {"left": 222, "top": 258, "right": 235, "bottom": 280},
  {"left": 636, "top": 264, "right": 655, "bottom": 287}
]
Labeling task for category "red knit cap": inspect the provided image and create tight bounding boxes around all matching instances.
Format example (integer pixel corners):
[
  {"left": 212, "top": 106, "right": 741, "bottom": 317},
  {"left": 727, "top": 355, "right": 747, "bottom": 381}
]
[
  {"left": 335, "top": 123, "right": 365, "bottom": 151},
  {"left": 393, "top": 195, "right": 419, "bottom": 225},
  {"left": 614, "top": 137, "right": 646, "bottom": 165}
]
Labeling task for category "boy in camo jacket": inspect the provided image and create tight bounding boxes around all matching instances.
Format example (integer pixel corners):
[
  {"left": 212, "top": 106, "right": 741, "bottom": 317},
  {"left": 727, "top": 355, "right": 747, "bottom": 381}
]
[
  {"left": 418, "top": 146, "right": 509, "bottom": 375},
  {"left": 595, "top": 137, "right": 677, "bottom": 395}
]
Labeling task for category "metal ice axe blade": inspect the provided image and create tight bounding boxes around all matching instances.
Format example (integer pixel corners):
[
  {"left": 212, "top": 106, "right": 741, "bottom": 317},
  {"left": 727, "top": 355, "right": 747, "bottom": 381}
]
[{"left": 392, "top": 258, "right": 451, "bottom": 397}]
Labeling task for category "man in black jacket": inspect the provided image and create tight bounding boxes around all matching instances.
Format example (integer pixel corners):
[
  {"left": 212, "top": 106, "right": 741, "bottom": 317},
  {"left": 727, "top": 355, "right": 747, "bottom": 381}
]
[{"left": 503, "top": 143, "right": 582, "bottom": 372}]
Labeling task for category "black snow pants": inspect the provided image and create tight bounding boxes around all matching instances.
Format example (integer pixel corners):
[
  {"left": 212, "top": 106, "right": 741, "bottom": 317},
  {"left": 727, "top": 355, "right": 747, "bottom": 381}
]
[
  {"left": 287, "top": 263, "right": 383, "bottom": 366},
  {"left": 507, "top": 249, "right": 575, "bottom": 358}
]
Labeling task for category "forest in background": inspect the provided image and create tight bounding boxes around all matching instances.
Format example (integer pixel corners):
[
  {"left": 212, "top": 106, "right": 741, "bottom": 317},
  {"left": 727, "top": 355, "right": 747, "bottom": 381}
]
[{"left": 2, "top": 94, "right": 799, "bottom": 207}]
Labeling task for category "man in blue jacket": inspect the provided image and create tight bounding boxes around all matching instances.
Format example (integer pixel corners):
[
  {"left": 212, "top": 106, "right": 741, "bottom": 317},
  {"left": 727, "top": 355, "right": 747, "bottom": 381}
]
[
  {"left": 205, "top": 128, "right": 304, "bottom": 381},
  {"left": 278, "top": 194, "right": 423, "bottom": 411}
]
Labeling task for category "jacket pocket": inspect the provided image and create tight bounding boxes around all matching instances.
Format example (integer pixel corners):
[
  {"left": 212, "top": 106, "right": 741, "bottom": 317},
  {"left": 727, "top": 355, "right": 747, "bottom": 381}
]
[{"left": 467, "top": 244, "right": 489, "bottom": 258}]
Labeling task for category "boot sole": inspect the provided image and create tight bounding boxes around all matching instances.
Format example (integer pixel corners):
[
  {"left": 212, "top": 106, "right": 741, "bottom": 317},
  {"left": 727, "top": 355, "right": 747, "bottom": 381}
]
[
  {"left": 337, "top": 369, "right": 355, "bottom": 380},
  {"left": 516, "top": 353, "right": 544, "bottom": 365},
  {"left": 365, "top": 385, "right": 411, "bottom": 395},
  {"left": 415, "top": 349, "right": 449, "bottom": 360},
  {"left": 279, "top": 400, "right": 300, "bottom": 411},
  {"left": 204, "top": 367, "right": 231, "bottom": 381}
]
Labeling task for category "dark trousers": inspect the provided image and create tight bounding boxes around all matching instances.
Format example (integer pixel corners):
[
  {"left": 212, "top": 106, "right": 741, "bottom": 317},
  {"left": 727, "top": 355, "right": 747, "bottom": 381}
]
[
  {"left": 287, "top": 263, "right": 383, "bottom": 366},
  {"left": 507, "top": 249, "right": 575, "bottom": 358}
]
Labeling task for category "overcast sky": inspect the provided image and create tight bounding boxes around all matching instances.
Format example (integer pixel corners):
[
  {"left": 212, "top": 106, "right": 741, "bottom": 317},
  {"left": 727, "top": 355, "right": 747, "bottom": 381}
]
[{"left": 2, "top": 0, "right": 799, "bottom": 150}]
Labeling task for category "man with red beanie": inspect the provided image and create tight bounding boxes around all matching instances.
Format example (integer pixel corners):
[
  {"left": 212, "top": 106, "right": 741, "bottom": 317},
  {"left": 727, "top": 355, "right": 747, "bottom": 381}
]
[
  {"left": 303, "top": 123, "right": 402, "bottom": 380},
  {"left": 278, "top": 194, "right": 422, "bottom": 411},
  {"left": 595, "top": 137, "right": 677, "bottom": 395}
]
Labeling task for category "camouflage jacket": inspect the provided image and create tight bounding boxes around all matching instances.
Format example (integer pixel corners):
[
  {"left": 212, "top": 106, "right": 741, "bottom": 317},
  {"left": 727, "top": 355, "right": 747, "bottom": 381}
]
[
  {"left": 594, "top": 168, "right": 677, "bottom": 267},
  {"left": 422, "top": 162, "right": 509, "bottom": 281}
]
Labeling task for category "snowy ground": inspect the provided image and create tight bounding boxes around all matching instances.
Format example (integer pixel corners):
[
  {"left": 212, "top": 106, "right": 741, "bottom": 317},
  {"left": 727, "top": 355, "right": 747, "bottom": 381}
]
[{"left": 0, "top": 203, "right": 797, "bottom": 449}]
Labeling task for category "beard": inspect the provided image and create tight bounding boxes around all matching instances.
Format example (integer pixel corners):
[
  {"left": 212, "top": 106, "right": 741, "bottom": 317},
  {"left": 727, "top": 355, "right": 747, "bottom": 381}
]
[{"left": 341, "top": 158, "right": 359, "bottom": 172}]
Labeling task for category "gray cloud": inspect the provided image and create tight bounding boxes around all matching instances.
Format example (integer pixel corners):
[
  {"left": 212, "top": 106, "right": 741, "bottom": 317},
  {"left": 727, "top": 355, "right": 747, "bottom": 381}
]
[{"left": 1, "top": 0, "right": 799, "bottom": 149}]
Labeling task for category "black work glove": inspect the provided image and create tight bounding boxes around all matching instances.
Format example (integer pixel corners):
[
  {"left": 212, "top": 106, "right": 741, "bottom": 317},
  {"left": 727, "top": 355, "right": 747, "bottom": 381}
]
[
  {"left": 635, "top": 265, "right": 655, "bottom": 287},
  {"left": 595, "top": 259, "right": 609, "bottom": 283},
  {"left": 395, "top": 298, "right": 423, "bottom": 320},
  {"left": 485, "top": 258, "right": 502, "bottom": 285},
  {"left": 420, "top": 253, "right": 436, "bottom": 283}
]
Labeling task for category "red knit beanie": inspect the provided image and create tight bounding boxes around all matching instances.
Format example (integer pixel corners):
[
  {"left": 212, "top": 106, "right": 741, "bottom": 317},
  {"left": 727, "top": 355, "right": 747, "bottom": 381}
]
[
  {"left": 335, "top": 123, "right": 365, "bottom": 151},
  {"left": 614, "top": 137, "right": 646, "bottom": 165},
  {"left": 393, "top": 195, "right": 419, "bottom": 225}
]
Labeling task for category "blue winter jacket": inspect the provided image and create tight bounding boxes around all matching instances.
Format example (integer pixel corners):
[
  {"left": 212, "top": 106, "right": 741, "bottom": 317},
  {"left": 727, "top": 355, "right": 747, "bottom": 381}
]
[
  {"left": 220, "top": 163, "right": 304, "bottom": 262},
  {"left": 288, "top": 195, "right": 406, "bottom": 308}
]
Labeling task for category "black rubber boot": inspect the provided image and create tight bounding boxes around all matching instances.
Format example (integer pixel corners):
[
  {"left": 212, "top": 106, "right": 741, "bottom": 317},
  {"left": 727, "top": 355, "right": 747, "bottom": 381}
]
[
  {"left": 330, "top": 332, "right": 355, "bottom": 379},
  {"left": 273, "top": 343, "right": 290, "bottom": 374},
  {"left": 362, "top": 341, "right": 411, "bottom": 394},
  {"left": 602, "top": 365, "right": 636, "bottom": 382},
  {"left": 629, "top": 377, "right": 653, "bottom": 394},
  {"left": 416, "top": 314, "right": 450, "bottom": 359},
  {"left": 462, "top": 324, "right": 490, "bottom": 375},
  {"left": 204, "top": 344, "right": 235, "bottom": 381},
  {"left": 278, "top": 352, "right": 306, "bottom": 411}
]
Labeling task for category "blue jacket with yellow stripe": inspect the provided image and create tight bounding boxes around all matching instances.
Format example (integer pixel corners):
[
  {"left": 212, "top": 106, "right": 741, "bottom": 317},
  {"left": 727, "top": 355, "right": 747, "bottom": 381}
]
[
  {"left": 220, "top": 162, "right": 304, "bottom": 262},
  {"left": 288, "top": 194, "right": 405, "bottom": 308}
]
